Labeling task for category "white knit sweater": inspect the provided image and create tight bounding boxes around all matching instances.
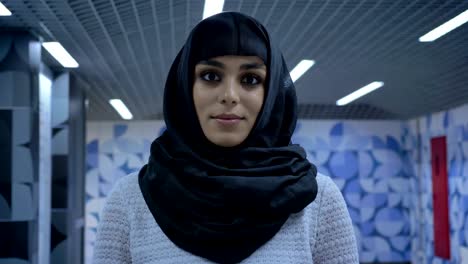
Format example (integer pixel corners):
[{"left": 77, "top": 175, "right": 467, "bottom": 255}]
[{"left": 93, "top": 172, "right": 359, "bottom": 264}]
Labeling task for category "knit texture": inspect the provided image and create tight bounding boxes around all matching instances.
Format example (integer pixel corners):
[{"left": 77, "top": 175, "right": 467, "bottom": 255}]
[{"left": 93, "top": 173, "right": 359, "bottom": 264}]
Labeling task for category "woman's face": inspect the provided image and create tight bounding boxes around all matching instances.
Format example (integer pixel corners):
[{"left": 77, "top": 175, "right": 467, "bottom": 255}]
[{"left": 193, "top": 55, "right": 266, "bottom": 147}]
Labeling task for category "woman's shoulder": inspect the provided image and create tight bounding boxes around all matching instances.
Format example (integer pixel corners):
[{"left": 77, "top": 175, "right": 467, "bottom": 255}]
[
  {"left": 306, "top": 172, "right": 346, "bottom": 213},
  {"left": 114, "top": 171, "right": 140, "bottom": 190},
  {"left": 315, "top": 172, "right": 341, "bottom": 196},
  {"left": 104, "top": 172, "right": 141, "bottom": 207},
  {"left": 309, "top": 173, "right": 359, "bottom": 262}
]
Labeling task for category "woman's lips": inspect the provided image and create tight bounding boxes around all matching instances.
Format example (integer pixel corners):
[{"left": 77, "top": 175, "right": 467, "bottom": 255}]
[
  {"left": 214, "top": 113, "right": 242, "bottom": 119},
  {"left": 212, "top": 114, "right": 244, "bottom": 125},
  {"left": 215, "top": 118, "right": 241, "bottom": 125}
]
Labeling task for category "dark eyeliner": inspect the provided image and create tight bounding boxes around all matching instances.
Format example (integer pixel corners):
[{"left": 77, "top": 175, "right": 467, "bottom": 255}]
[
  {"left": 242, "top": 73, "right": 263, "bottom": 85},
  {"left": 199, "top": 70, "right": 222, "bottom": 82}
]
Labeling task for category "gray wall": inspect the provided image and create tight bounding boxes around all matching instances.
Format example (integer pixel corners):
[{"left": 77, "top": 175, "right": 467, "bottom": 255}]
[
  {"left": 0, "top": 31, "right": 86, "bottom": 264},
  {"left": 50, "top": 73, "right": 86, "bottom": 264},
  {"left": 0, "top": 31, "right": 42, "bottom": 264}
]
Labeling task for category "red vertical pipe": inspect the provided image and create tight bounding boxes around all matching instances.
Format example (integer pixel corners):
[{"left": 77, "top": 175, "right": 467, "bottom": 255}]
[{"left": 431, "top": 136, "right": 451, "bottom": 259}]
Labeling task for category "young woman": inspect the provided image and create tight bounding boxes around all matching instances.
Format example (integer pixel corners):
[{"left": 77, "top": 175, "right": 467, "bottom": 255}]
[{"left": 93, "top": 12, "right": 358, "bottom": 264}]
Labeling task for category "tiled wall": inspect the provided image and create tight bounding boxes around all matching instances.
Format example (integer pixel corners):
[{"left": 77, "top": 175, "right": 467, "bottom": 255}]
[
  {"left": 85, "top": 119, "right": 414, "bottom": 263},
  {"left": 293, "top": 120, "right": 414, "bottom": 263},
  {"left": 85, "top": 122, "right": 166, "bottom": 264},
  {"left": 0, "top": 32, "right": 40, "bottom": 264},
  {"left": 50, "top": 72, "right": 71, "bottom": 264},
  {"left": 0, "top": 32, "right": 86, "bottom": 264},
  {"left": 408, "top": 103, "right": 468, "bottom": 264}
]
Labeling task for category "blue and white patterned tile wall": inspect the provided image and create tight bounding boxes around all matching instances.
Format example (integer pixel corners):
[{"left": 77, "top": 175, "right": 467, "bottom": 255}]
[
  {"left": 408, "top": 103, "right": 468, "bottom": 264},
  {"left": 85, "top": 121, "right": 166, "bottom": 264},
  {"left": 292, "top": 120, "right": 414, "bottom": 263},
  {"left": 85, "top": 119, "right": 418, "bottom": 263}
]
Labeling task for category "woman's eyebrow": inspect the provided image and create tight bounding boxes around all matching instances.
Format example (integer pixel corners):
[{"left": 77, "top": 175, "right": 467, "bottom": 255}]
[
  {"left": 198, "top": 60, "right": 266, "bottom": 71},
  {"left": 240, "top": 63, "right": 266, "bottom": 70},
  {"left": 198, "top": 60, "right": 225, "bottom": 68}
]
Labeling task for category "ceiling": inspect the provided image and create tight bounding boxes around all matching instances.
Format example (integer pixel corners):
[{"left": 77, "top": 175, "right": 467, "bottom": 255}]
[{"left": 1, "top": 0, "right": 468, "bottom": 120}]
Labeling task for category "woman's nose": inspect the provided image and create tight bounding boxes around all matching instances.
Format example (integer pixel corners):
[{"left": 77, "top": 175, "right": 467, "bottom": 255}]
[{"left": 219, "top": 79, "right": 240, "bottom": 105}]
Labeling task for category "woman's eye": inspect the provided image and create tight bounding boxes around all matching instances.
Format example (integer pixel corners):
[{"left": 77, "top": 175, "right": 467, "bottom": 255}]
[
  {"left": 242, "top": 74, "right": 261, "bottom": 85},
  {"left": 201, "top": 72, "right": 220, "bottom": 82}
]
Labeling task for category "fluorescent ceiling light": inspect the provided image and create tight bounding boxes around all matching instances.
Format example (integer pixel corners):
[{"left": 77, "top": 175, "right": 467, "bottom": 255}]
[
  {"left": 0, "top": 2, "right": 12, "bottom": 16},
  {"left": 419, "top": 9, "right": 468, "bottom": 42},
  {"left": 336, "top": 81, "right": 384, "bottom": 106},
  {"left": 42, "top": 42, "right": 79, "bottom": 68},
  {"left": 109, "top": 99, "right": 133, "bottom": 120},
  {"left": 290, "top": 60, "right": 315, "bottom": 83},
  {"left": 203, "top": 0, "right": 224, "bottom": 19}
]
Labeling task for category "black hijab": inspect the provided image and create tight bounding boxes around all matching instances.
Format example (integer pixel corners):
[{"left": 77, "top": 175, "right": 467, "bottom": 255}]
[{"left": 139, "top": 12, "right": 318, "bottom": 263}]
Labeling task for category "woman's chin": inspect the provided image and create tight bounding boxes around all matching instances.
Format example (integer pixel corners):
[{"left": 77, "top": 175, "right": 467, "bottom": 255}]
[{"left": 207, "top": 134, "right": 246, "bottom": 147}]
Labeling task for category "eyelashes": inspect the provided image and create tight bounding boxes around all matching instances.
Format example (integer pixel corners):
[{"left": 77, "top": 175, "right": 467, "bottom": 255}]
[
  {"left": 200, "top": 71, "right": 221, "bottom": 82},
  {"left": 241, "top": 74, "right": 262, "bottom": 85},
  {"left": 199, "top": 70, "right": 264, "bottom": 86}
]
